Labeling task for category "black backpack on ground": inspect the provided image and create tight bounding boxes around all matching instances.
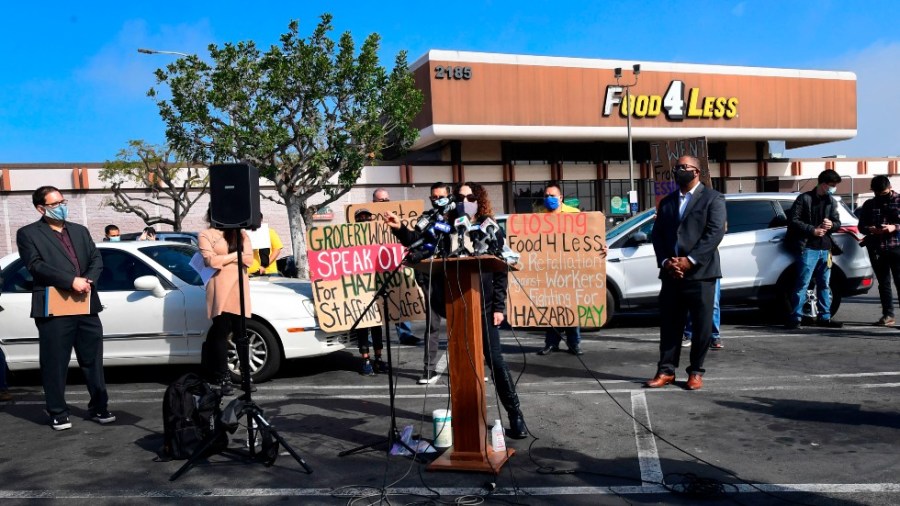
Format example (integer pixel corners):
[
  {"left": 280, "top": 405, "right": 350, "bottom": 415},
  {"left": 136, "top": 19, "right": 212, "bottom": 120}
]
[{"left": 159, "top": 373, "right": 228, "bottom": 460}]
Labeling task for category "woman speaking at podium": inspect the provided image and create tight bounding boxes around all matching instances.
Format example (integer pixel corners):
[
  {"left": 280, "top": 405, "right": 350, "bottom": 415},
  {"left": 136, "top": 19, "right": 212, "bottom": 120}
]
[{"left": 455, "top": 182, "right": 528, "bottom": 439}]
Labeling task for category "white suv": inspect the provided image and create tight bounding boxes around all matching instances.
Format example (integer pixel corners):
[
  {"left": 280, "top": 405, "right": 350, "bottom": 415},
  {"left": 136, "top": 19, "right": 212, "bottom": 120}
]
[{"left": 603, "top": 193, "right": 874, "bottom": 322}]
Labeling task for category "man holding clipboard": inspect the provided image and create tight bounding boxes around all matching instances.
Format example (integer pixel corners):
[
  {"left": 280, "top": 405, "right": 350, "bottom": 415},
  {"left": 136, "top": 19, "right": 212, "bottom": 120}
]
[{"left": 16, "top": 186, "right": 113, "bottom": 431}]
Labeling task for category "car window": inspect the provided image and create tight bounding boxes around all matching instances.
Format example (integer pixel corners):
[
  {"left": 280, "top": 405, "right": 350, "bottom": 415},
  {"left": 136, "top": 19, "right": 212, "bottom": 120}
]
[
  {"left": 607, "top": 208, "right": 656, "bottom": 241},
  {"left": 96, "top": 249, "right": 160, "bottom": 291},
  {"left": 777, "top": 197, "right": 858, "bottom": 225},
  {"left": 724, "top": 201, "right": 780, "bottom": 234},
  {"left": 139, "top": 244, "right": 203, "bottom": 286},
  {"left": 1, "top": 259, "right": 33, "bottom": 293},
  {"left": 617, "top": 216, "right": 655, "bottom": 248}
]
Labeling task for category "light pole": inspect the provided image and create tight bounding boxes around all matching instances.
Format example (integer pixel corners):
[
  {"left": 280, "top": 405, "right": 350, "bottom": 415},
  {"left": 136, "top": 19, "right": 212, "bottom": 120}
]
[
  {"left": 137, "top": 48, "right": 190, "bottom": 58},
  {"left": 614, "top": 64, "right": 641, "bottom": 214}
]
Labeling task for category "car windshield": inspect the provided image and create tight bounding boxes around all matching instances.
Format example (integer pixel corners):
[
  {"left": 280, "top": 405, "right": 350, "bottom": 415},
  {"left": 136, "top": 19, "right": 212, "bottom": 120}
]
[
  {"left": 139, "top": 244, "right": 203, "bottom": 286},
  {"left": 606, "top": 208, "right": 656, "bottom": 241}
]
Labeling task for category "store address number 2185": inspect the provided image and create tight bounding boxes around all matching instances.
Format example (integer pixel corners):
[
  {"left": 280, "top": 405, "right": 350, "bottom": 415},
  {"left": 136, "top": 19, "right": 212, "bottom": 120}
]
[{"left": 434, "top": 65, "right": 472, "bottom": 80}]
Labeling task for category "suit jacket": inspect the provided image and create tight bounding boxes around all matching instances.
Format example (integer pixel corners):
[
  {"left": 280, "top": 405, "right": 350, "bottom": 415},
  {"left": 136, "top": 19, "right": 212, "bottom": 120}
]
[
  {"left": 16, "top": 219, "right": 103, "bottom": 318},
  {"left": 651, "top": 184, "right": 726, "bottom": 281}
]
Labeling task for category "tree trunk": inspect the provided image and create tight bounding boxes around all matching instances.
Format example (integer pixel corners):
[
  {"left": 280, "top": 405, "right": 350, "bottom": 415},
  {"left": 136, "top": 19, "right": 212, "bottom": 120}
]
[
  {"left": 286, "top": 195, "right": 312, "bottom": 280},
  {"left": 173, "top": 199, "right": 182, "bottom": 232}
]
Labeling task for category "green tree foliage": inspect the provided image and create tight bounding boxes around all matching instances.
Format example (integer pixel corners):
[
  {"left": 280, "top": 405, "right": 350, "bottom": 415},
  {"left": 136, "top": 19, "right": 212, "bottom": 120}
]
[
  {"left": 149, "top": 14, "right": 423, "bottom": 277},
  {"left": 99, "top": 140, "right": 207, "bottom": 232}
]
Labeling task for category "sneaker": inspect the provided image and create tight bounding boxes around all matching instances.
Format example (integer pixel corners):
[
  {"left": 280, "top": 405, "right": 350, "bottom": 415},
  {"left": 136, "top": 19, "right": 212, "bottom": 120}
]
[
  {"left": 784, "top": 320, "right": 801, "bottom": 330},
  {"left": 399, "top": 336, "right": 421, "bottom": 346},
  {"left": 90, "top": 410, "right": 117, "bottom": 424},
  {"left": 0, "top": 390, "right": 11, "bottom": 402},
  {"left": 816, "top": 319, "right": 844, "bottom": 328},
  {"left": 709, "top": 338, "right": 724, "bottom": 350},
  {"left": 536, "top": 345, "right": 559, "bottom": 356},
  {"left": 361, "top": 360, "right": 375, "bottom": 376},
  {"left": 568, "top": 345, "right": 584, "bottom": 356},
  {"left": 50, "top": 414, "right": 72, "bottom": 431},
  {"left": 876, "top": 315, "right": 896, "bottom": 326},
  {"left": 373, "top": 357, "right": 388, "bottom": 374},
  {"left": 417, "top": 371, "right": 440, "bottom": 384},
  {"left": 681, "top": 335, "right": 692, "bottom": 347}
]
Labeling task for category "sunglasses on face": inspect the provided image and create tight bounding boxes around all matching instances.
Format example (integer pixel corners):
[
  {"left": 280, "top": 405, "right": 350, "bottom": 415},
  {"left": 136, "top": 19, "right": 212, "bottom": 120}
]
[
  {"left": 457, "top": 194, "right": 477, "bottom": 202},
  {"left": 673, "top": 164, "right": 699, "bottom": 172}
]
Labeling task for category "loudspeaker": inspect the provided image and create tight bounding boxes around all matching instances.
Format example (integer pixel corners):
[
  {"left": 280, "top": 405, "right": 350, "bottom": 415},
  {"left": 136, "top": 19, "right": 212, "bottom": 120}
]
[{"left": 209, "top": 163, "right": 261, "bottom": 229}]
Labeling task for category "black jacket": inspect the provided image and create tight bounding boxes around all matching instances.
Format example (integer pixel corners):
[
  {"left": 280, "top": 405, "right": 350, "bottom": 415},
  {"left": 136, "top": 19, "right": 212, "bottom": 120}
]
[
  {"left": 652, "top": 184, "right": 726, "bottom": 281},
  {"left": 784, "top": 190, "right": 841, "bottom": 253},
  {"left": 392, "top": 216, "right": 508, "bottom": 318},
  {"left": 16, "top": 219, "right": 103, "bottom": 318}
]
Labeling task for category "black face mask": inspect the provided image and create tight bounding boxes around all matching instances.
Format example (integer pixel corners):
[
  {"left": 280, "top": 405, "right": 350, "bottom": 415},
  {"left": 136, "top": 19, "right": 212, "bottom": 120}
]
[{"left": 675, "top": 170, "right": 696, "bottom": 186}]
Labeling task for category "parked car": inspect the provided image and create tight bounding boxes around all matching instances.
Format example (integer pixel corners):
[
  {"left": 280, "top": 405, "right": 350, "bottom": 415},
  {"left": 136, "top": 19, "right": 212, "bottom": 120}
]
[
  {"left": 0, "top": 241, "right": 349, "bottom": 382},
  {"left": 497, "top": 193, "right": 874, "bottom": 323},
  {"left": 603, "top": 193, "right": 873, "bottom": 321},
  {"left": 119, "top": 231, "right": 199, "bottom": 246}
]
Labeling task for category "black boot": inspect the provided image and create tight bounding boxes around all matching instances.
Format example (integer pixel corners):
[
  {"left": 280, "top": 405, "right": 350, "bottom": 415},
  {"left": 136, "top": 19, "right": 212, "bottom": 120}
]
[{"left": 493, "top": 366, "right": 528, "bottom": 439}]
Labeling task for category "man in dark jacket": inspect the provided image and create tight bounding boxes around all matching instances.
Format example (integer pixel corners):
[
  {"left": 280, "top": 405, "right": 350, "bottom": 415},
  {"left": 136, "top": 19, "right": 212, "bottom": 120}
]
[
  {"left": 784, "top": 169, "right": 844, "bottom": 329},
  {"left": 645, "top": 156, "right": 726, "bottom": 391},
  {"left": 16, "top": 186, "right": 113, "bottom": 430},
  {"left": 857, "top": 175, "right": 900, "bottom": 326}
]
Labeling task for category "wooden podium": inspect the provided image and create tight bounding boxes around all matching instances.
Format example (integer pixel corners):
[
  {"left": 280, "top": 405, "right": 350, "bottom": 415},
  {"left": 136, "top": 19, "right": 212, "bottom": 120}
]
[{"left": 415, "top": 255, "right": 516, "bottom": 473}]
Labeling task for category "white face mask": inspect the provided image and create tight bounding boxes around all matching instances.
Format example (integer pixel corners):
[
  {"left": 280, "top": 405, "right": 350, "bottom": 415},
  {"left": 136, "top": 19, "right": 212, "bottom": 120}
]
[{"left": 826, "top": 186, "right": 837, "bottom": 195}]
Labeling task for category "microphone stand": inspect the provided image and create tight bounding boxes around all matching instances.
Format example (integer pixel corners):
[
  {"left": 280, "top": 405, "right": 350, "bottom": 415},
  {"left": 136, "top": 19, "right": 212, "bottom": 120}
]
[{"left": 338, "top": 248, "right": 424, "bottom": 459}]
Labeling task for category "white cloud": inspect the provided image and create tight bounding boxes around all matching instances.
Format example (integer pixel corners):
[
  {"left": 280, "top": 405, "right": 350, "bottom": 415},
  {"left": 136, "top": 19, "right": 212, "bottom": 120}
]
[{"left": 788, "top": 41, "right": 900, "bottom": 158}]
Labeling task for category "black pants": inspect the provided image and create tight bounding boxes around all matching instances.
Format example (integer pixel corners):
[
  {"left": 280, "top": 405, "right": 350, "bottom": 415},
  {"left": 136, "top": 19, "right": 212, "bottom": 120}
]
[
  {"left": 35, "top": 315, "right": 108, "bottom": 417},
  {"left": 867, "top": 246, "right": 900, "bottom": 318},
  {"left": 203, "top": 312, "right": 240, "bottom": 381},
  {"left": 482, "top": 318, "right": 522, "bottom": 421},
  {"left": 354, "top": 325, "right": 384, "bottom": 355},
  {"left": 657, "top": 278, "right": 716, "bottom": 376}
]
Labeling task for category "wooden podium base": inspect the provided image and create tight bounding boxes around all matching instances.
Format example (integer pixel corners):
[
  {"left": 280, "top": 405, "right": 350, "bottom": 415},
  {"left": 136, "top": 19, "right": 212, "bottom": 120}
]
[{"left": 427, "top": 446, "right": 515, "bottom": 473}]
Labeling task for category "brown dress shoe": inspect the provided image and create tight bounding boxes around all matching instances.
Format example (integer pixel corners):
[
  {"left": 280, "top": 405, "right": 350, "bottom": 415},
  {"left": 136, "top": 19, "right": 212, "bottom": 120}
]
[
  {"left": 685, "top": 374, "right": 703, "bottom": 390},
  {"left": 644, "top": 373, "right": 675, "bottom": 388}
]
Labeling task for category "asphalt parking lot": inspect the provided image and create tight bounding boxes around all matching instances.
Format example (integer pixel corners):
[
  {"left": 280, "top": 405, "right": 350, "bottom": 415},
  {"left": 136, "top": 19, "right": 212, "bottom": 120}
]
[{"left": 1, "top": 291, "right": 898, "bottom": 505}]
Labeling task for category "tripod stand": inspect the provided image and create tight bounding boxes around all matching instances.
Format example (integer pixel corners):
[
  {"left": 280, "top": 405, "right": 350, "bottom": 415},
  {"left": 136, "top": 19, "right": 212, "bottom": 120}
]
[
  {"left": 339, "top": 253, "right": 421, "bottom": 459},
  {"left": 171, "top": 229, "right": 312, "bottom": 481}
]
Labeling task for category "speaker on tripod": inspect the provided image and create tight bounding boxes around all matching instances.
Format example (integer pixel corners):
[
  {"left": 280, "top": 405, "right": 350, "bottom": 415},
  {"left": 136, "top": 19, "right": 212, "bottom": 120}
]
[{"left": 209, "top": 163, "right": 262, "bottom": 230}]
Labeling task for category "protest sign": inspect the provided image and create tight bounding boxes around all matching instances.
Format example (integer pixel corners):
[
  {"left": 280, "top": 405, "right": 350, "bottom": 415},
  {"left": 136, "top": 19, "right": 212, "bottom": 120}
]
[
  {"left": 308, "top": 201, "right": 426, "bottom": 333},
  {"left": 649, "top": 137, "right": 710, "bottom": 205},
  {"left": 346, "top": 200, "right": 424, "bottom": 225},
  {"left": 505, "top": 212, "right": 608, "bottom": 328}
]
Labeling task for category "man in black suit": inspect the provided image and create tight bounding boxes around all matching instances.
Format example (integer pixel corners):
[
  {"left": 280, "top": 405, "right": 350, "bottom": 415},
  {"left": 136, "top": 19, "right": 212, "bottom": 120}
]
[
  {"left": 16, "top": 186, "right": 114, "bottom": 430},
  {"left": 645, "top": 156, "right": 726, "bottom": 391}
]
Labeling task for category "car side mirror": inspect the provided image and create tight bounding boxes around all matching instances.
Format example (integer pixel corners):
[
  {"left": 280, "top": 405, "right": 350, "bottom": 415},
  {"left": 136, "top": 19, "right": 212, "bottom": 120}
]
[
  {"left": 134, "top": 275, "right": 166, "bottom": 298},
  {"left": 632, "top": 232, "right": 649, "bottom": 244}
]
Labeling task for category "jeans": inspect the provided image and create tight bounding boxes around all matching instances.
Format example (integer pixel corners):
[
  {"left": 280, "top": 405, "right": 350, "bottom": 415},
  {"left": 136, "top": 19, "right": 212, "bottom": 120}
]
[
  {"left": 867, "top": 247, "right": 900, "bottom": 318},
  {"left": 684, "top": 278, "right": 721, "bottom": 339},
  {"left": 791, "top": 249, "right": 832, "bottom": 321},
  {"left": 395, "top": 321, "right": 415, "bottom": 342},
  {"left": 544, "top": 327, "right": 581, "bottom": 349}
]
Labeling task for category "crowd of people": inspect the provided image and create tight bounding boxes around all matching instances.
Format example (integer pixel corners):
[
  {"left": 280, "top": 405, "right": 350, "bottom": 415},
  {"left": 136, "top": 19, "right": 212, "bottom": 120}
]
[{"left": 5, "top": 168, "right": 896, "bottom": 437}]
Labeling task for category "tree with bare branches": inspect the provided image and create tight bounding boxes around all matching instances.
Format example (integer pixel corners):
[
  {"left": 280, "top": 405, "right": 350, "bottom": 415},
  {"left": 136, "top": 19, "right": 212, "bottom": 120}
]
[
  {"left": 149, "top": 14, "right": 423, "bottom": 278},
  {"left": 99, "top": 140, "right": 208, "bottom": 232}
]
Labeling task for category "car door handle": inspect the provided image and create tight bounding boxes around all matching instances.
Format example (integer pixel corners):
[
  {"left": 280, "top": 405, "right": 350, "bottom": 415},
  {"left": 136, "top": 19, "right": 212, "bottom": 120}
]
[{"left": 608, "top": 258, "right": 621, "bottom": 262}]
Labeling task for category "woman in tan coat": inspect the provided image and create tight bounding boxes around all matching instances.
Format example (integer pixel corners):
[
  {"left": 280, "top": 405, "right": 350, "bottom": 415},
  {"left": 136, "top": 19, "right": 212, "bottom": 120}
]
[{"left": 198, "top": 210, "right": 253, "bottom": 394}]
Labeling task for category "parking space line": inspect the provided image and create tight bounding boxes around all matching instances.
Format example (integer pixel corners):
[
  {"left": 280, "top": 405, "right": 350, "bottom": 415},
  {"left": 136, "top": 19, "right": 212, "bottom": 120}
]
[
  {"left": 630, "top": 391, "right": 664, "bottom": 487},
  {"left": 1, "top": 483, "right": 898, "bottom": 499}
]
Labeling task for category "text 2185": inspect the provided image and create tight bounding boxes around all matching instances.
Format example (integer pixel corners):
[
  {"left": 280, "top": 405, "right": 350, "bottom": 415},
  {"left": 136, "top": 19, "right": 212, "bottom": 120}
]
[{"left": 434, "top": 66, "right": 472, "bottom": 80}]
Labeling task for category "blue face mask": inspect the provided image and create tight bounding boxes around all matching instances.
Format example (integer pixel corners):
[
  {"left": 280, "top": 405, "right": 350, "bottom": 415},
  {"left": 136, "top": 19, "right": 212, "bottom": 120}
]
[
  {"left": 109, "top": 236, "right": 121, "bottom": 242},
  {"left": 826, "top": 186, "right": 837, "bottom": 195},
  {"left": 544, "top": 196, "right": 560, "bottom": 211},
  {"left": 44, "top": 204, "right": 68, "bottom": 222}
]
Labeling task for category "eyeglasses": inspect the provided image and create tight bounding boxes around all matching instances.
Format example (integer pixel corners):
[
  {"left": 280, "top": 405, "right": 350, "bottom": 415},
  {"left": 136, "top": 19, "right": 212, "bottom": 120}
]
[
  {"left": 43, "top": 199, "right": 68, "bottom": 209},
  {"left": 457, "top": 194, "right": 477, "bottom": 202},
  {"left": 373, "top": 198, "right": 390, "bottom": 202},
  {"left": 429, "top": 195, "right": 447, "bottom": 201},
  {"left": 673, "top": 164, "right": 699, "bottom": 172}
]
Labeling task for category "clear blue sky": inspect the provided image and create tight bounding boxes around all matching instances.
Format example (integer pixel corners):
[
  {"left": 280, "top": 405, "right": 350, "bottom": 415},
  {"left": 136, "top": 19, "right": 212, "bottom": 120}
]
[{"left": 2, "top": 1, "right": 898, "bottom": 162}]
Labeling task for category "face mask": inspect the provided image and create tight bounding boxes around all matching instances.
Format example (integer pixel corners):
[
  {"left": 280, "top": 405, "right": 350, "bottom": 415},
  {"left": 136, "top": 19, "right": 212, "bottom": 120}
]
[
  {"left": 109, "top": 236, "right": 121, "bottom": 242},
  {"left": 826, "top": 186, "right": 837, "bottom": 195},
  {"left": 432, "top": 196, "right": 449, "bottom": 209},
  {"left": 675, "top": 170, "right": 696, "bottom": 186},
  {"left": 44, "top": 204, "right": 68, "bottom": 222},
  {"left": 543, "top": 196, "right": 560, "bottom": 211},
  {"left": 462, "top": 201, "right": 478, "bottom": 217}
]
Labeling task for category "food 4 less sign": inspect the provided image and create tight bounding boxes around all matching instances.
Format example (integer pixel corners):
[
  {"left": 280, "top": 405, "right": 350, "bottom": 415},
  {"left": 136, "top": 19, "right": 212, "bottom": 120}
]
[{"left": 603, "top": 80, "right": 738, "bottom": 120}]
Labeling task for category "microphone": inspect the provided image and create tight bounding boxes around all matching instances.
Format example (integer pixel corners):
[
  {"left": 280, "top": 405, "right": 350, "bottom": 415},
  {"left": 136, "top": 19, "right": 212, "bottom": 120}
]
[
  {"left": 405, "top": 243, "right": 436, "bottom": 264},
  {"left": 453, "top": 215, "right": 473, "bottom": 256},
  {"left": 479, "top": 217, "right": 500, "bottom": 253},
  {"left": 408, "top": 221, "right": 452, "bottom": 250}
]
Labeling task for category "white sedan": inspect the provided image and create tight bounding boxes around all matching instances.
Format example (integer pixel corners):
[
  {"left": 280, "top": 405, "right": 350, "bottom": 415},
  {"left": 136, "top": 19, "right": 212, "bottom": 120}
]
[{"left": 0, "top": 241, "right": 349, "bottom": 382}]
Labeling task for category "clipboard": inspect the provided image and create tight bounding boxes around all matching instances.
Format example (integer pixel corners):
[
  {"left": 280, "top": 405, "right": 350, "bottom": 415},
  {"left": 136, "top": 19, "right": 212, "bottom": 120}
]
[{"left": 44, "top": 287, "right": 90, "bottom": 316}]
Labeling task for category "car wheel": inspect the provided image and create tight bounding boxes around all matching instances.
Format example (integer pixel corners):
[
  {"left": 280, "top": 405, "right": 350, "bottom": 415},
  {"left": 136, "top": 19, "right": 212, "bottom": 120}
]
[
  {"left": 604, "top": 288, "right": 617, "bottom": 325},
  {"left": 227, "top": 319, "right": 282, "bottom": 383},
  {"left": 771, "top": 271, "right": 844, "bottom": 319}
]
